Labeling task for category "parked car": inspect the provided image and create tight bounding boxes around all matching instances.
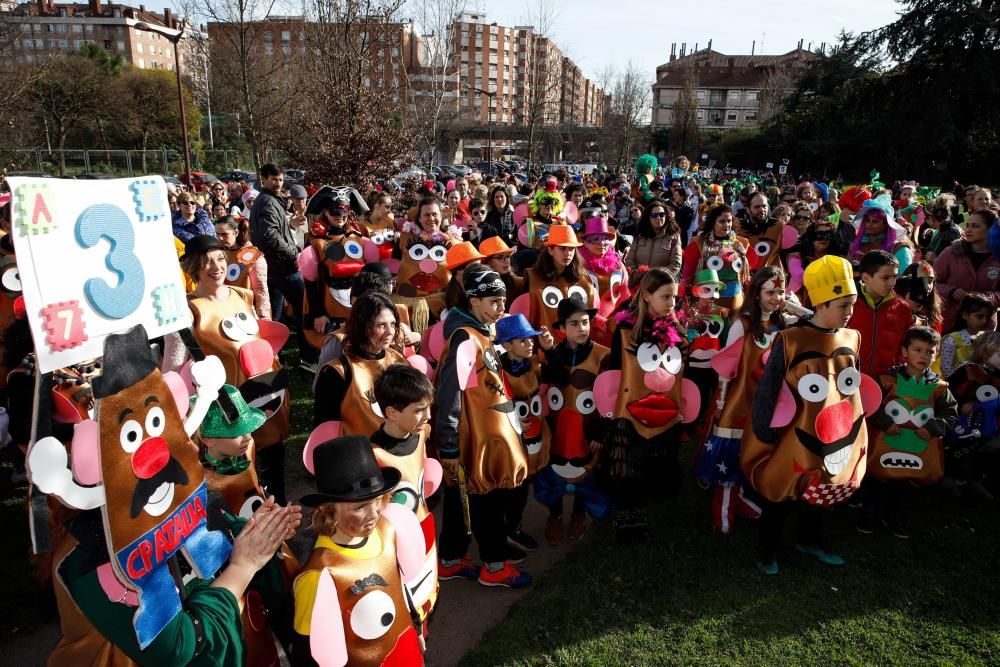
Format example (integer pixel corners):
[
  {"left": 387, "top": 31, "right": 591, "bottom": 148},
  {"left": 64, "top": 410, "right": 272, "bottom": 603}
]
[
  {"left": 162, "top": 175, "right": 183, "bottom": 188},
  {"left": 218, "top": 170, "right": 256, "bottom": 183},
  {"left": 6, "top": 171, "right": 53, "bottom": 178},
  {"left": 75, "top": 173, "right": 117, "bottom": 179},
  {"left": 445, "top": 164, "right": 472, "bottom": 177},
  {"left": 179, "top": 171, "right": 220, "bottom": 192},
  {"left": 284, "top": 169, "right": 306, "bottom": 181},
  {"left": 395, "top": 165, "right": 427, "bottom": 180}
]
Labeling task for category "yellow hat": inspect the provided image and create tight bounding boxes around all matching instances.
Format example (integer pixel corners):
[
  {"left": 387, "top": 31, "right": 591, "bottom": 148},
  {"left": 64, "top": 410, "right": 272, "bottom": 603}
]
[{"left": 803, "top": 255, "right": 857, "bottom": 305}]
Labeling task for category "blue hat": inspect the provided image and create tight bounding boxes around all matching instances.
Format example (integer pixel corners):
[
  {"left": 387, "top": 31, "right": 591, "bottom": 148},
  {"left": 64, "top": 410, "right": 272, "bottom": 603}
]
[{"left": 494, "top": 314, "right": 543, "bottom": 344}]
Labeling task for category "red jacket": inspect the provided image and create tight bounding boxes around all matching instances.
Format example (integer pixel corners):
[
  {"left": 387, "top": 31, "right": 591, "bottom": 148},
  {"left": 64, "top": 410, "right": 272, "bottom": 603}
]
[{"left": 847, "top": 291, "right": 913, "bottom": 377}]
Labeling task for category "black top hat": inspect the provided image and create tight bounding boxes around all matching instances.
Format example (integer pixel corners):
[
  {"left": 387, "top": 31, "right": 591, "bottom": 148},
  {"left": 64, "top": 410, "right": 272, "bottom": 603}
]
[
  {"left": 301, "top": 435, "right": 401, "bottom": 506},
  {"left": 93, "top": 325, "right": 157, "bottom": 398},
  {"left": 182, "top": 234, "right": 225, "bottom": 259},
  {"left": 306, "top": 185, "right": 370, "bottom": 217},
  {"left": 553, "top": 294, "right": 598, "bottom": 328}
]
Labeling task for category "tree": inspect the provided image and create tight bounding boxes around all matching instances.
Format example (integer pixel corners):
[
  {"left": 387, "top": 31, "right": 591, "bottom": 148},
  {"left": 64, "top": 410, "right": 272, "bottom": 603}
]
[
  {"left": 116, "top": 68, "right": 202, "bottom": 172},
  {"left": 669, "top": 57, "right": 699, "bottom": 158},
  {"left": 598, "top": 62, "right": 651, "bottom": 173}
]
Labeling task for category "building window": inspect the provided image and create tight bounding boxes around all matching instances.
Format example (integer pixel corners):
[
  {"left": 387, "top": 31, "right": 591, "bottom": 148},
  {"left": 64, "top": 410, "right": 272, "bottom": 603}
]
[
  {"left": 281, "top": 30, "right": 290, "bottom": 42},
  {"left": 25, "top": 54, "right": 33, "bottom": 63},
  {"left": 116, "top": 40, "right": 124, "bottom": 51},
  {"left": 72, "top": 24, "right": 82, "bottom": 33},
  {"left": 137, "top": 58, "right": 144, "bottom": 68},
  {"left": 744, "top": 111, "right": 758, "bottom": 122},
  {"left": 85, "top": 24, "right": 93, "bottom": 33},
  {"left": 282, "top": 45, "right": 290, "bottom": 54},
  {"left": 746, "top": 90, "right": 758, "bottom": 102},
  {"left": 728, "top": 90, "right": 740, "bottom": 101},
  {"left": 263, "top": 30, "right": 272, "bottom": 41},
  {"left": 697, "top": 90, "right": 706, "bottom": 100},
  {"left": 73, "top": 39, "right": 83, "bottom": 48},
  {"left": 726, "top": 110, "right": 738, "bottom": 121},
  {"left": 55, "top": 24, "right": 67, "bottom": 33},
  {"left": 136, "top": 42, "right": 143, "bottom": 53},
  {"left": 35, "top": 38, "right": 43, "bottom": 48}
]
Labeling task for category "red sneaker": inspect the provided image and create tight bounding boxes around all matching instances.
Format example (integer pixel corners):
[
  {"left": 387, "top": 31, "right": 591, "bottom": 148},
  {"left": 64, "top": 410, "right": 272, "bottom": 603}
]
[
  {"left": 477, "top": 562, "right": 533, "bottom": 588},
  {"left": 438, "top": 556, "right": 479, "bottom": 581}
]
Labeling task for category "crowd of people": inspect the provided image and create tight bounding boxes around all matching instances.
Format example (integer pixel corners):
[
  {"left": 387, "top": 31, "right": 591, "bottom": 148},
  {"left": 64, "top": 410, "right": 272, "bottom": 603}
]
[{"left": 3, "top": 156, "right": 1000, "bottom": 665}]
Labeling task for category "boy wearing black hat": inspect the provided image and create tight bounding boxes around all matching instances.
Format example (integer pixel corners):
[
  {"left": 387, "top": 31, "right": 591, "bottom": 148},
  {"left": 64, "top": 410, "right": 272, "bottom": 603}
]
[{"left": 537, "top": 296, "right": 611, "bottom": 544}]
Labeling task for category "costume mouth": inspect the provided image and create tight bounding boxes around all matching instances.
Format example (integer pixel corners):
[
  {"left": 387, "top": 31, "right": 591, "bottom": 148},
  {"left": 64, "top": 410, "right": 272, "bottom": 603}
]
[
  {"left": 795, "top": 415, "right": 864, "bottom": 475},
  {"left": 879, "top": 452, "right": 923, "bottom": 470},
  {"left": 525, "top": 437, "right": 543, "bottom": 455},
  {"left": 627, "top": 393, "right": 679, "bottom": 428},
  {"left": 130, "top": 457, "right": 189, "bottom": 518},
  {"left": 409, "top": 272, "right": 443, "bottom": 294},
  {"left": 328, "top": 286, "right": 352, "bottom": 308},
  {"left": 240, "top": 369, "right": 288, "bottom": 419}
]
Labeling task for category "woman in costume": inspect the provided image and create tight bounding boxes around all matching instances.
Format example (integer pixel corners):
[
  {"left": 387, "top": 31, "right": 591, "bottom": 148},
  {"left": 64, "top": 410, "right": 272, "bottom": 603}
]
[
  {"left": 681, "top": 204, "right": 750, "bottom": 312},
  {"left": 847, "top": 196, "right": 913, "bottom": 275},
  {"left": 578, "top": 201, "right": 629, "bottom": 346},
  {"left": 394, "top": 197, "right": 459, "bottom": 328},
  {"left": 215, "top": 215, "right": 271, "bottom": 319}
]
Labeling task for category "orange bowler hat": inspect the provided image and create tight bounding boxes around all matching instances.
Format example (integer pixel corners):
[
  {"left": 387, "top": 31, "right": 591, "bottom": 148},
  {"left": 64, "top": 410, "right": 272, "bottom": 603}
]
[
  {"left": 445, "top": 240, "right": 485, "bottom": 271},
  {"left": 479, "top": 236, "right": 514, "bottom": 257},
  {"left": 544, "top": 224, "right": 582, "bottom": 248}
]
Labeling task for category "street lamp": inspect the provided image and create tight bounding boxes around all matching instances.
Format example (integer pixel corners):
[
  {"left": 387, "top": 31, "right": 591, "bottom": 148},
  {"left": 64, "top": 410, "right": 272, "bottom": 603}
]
[
  {"left": 467, "top": 85, "right": 496, "bottom": 173},
  {"left": 134, "top": 21, "right": 192, "bottom": 184}
]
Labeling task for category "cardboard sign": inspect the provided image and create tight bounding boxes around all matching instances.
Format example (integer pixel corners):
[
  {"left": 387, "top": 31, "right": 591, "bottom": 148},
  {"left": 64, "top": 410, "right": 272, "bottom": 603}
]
[
  {"left": 8, "top": 177, "right": 191, "bottom": 373},
  {"left": 778, "top": 165, "right": 788, "bottom": 175},
  {"left": 766, "top": 162, "right": 774, "bottom": 169}
]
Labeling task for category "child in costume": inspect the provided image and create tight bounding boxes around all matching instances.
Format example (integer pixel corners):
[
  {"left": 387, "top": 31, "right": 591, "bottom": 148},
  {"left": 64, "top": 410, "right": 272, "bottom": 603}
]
[
  {"left": 443, "top": 241, "right": 485, "bottom": 312},
  {"left": 480, "top": 236, "right": 525, "bottom": 301},
  {"left": 435, "top": 264, "right": 531, "bottom": 588},
  {"left": 293, "top": 435, "right": 426, "bottom": 667},
  {"left": 684, "top": 268, "right": 729, "bottom": 434},
  {"left": 938, "top": 293, "right": 993, "bottom": 378},
  {"left": 370, "top": 364, "right": 442, "bottom": 624},
  {"left": 742, "top": 256, "right": 881, "bottom": 574},
  {"left": 893, "top": 260, "right": 943, "bottom": 332},
  {"left": 859, "top": 326, "right": 957, "bottom": 538},
  {"left": 518, "top": 226, "right": 598, "bottom": 336},
  {"left": 577, "top": 204, "right": 629, "bottom": 346},
  {"left": 200, "top": 384, "right": 300, "bottom": 667},
  {"left": 697, "top": 267, "right": 788, "bottom": 534},
  {"left": 518, "top": 177, "right": 564, "bottom": 252},
  {"left": 597, "top": 268, "right": 701, "bottom": 543},
  {"left": 495, "top": 314, "right": 554, "bottom": 554},
  {"left": 537, "top": 296, "right": 612, "bottom": 544},
  {"left": 846, "top": 250, "right": 913, "bottom": 377},
  {"left": 30, "top": 325, "right": 300, "bottom": 666}
]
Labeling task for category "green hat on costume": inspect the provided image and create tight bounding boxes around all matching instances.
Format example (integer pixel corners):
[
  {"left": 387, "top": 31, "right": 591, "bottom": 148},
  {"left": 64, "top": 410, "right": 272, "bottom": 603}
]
[
  {"left": 200, "top": 384, "right": 267, "bottom": 438},
  {"left": 694, "top": 268, "right": 725, "bottom": 289}
]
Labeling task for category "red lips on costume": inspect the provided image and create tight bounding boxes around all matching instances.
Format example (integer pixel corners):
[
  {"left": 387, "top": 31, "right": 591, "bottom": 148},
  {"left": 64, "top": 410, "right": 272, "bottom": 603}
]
[
  {"left": 815, "top": 399, "right": 854, "bottom": 444},
  {"left": 409, "top": 273, "right": 442, "bottom": 293},
  {"left": 627, "top": 394, "right": 679, "bottom": 428},
  {"left": 523, "top": 415, "right": 542, "bottom": 439}
]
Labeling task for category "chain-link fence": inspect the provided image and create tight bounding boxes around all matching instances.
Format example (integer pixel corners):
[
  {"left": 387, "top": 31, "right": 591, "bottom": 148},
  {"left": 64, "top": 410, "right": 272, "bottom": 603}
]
[{"left": 0, "top": 149, "right": 288, "bottom": 178}]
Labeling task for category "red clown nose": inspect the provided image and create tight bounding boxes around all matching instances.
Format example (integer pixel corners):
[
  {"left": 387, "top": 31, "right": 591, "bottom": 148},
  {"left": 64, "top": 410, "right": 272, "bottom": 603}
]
[
  {"left": 814, "top": 399, "right": 854, "bottom": 444},
  {"left": 131, "top": 436, "right": 169, "bottom": 479}
]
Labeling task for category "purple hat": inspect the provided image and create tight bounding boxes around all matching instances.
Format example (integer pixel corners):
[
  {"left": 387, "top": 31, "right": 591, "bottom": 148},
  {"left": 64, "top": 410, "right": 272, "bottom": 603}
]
[{"left": 583, "top": 216, "right": 615, "bottom": 239}]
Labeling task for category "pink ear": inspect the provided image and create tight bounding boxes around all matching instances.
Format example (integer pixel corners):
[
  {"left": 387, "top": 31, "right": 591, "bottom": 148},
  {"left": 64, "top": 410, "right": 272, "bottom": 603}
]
[
  {"left": 381, "top": 503, "right": 426, "bottom": 582},
  {"left": 711, "top": 337, "right": 744, "bottom": 378},
  {"left": 509, "top": 293, "right": 531, "bottom": 318},
  {"left": 915, "top": 207, "right": 926, "bottom": 227},
  {"left": 179, "top": 360, "right": 197, "bottom": 397},
  {"left": 423, "top": 321, "right": 445, "bottom": 362},
  {"left": 770, "top": 381, "right": 797, "bottom": 428},
  {"left": 513, "top": 202, "right": 529, "bottom": 226},
  {"left": 361, "top": 238, "right": 381, "bottom": 263},
  {"left": 258, "top": 319, "right": 290, "bottom": 355},
  {"left": 781, "top": 224, "right": 799, "bottom": 250},
  {"left": 298, "top": 246, "right": 319, "bottom": 282},
  {"left": 52, "top": 390, "right": 83, "bottom": 424},
  {"left": 97, "top": 563, "right": 138, "bottom": 607},
  {"left": 310, "top": 571, "right": 348, "bottom": 667},
  {"left": 423, "top": 457, "right": 442, "bottom": 498},
  {"left": 407, "top": 354, "right": 432, "bottom": 379},
  {"left": 563, "top": 201, "right": 579, "bottom": 225},
  {"left": 162, "top": 371, "right": 191, "bottom": 418},
  {"left": 70, "top": 419, "right": 102, "bottom": 487},
  {"left": 860, "top": 373, "right": 882, "bottom": 416},
  {"left": 680, "top": 377, "right": 701, "bottom": 423},
  {"left": 384, "top": 258, "right": 401, "bottom": 274},
  {"left": 303, "top": 421, "right": 342, "bottom": 474},
  {"left": 456, "top": 338, "right": 478, "bottom": 390},
  {"left": 517, "top": 224, "right": 531, "bottom": 247},
  {"left": 593, "top": 370, "right": 621, "bottom": 418}
]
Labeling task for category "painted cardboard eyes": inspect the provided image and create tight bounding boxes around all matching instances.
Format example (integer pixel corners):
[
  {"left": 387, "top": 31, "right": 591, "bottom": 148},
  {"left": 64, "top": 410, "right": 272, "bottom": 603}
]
[
  {"left": 576, "top": 391, "right": 596, "bottom": 415},
  {"left": 754, "top": 241, "right": 773, "bottom": 257},
  {"left": 530, "top": 395, "right": 543, "bottom": 416},
  {"left": 798, "top": 374, "right": 830, "bottom": 403},
  {"left": 836, "top": 367, "right": 860, "bottom": 395},
  {"left": 706, "top": 256, "right": 724, "bottom": 271},
  {"left": 0, "top": 258, "right": 20, "bottom": 297},
  {"left": 661, "top": 346, "right": 683, "bottom": 374},
  {"left": 542, "top": 286, "right": 562, "bottom": 308},
  {"left": 221, "top": 312, "right": 259, "bottom": 341},
  {"left": 567, "top": 285, "right": 587, "bottom": 303},
  {"left": 238, "top": 495, "right": 264, "bottom": 519},
  {"left": 911, "top": 407, "right": 933, "bottom": 428},
  {"left": 145, "top": 407, "right": 165, "bottom": 437},
  {"left": 637, "top": 343, "right": 663, "bottom": 372},
  {"left": 609, "top": 271, "right": 624, "bottom": 299},
  {"left": 483, "top": 348, "right": 499, "bottom": 373},
  {"left": 367, "top": 389, "right": 384, "bottom": 418},
  {"left": 515, "top": 400, "right": 530, "bottom": 419},
  {"left": 350, "top": 590, "right": 396, "bottom": 639},
  {"left": 731, "top": 257, "right": 745, "bottom": 273},
  {"left": 408, "top": 244, "right": 429, "bottom": 260},
  {"left": 885, "top": 399, "right": 911, "bottom": 425},
  {"left": 389, "top": 482, "right": 421, "bottom": 512},
  {"left": 226, "top": 263, "right": 242, "bottom": 281},
  {"left": 120, "top": 419, "right": 143, "bottom": 453},
  {"left": 371, "top": 232, "right": 385, "bottom": 244},
  {"left": 234, "top": 311, "right": 259, "bottom": 335},
  {"left": 977, "top": 385, "right": 999, "bottom": 402},
  {"left": 429, "top": 246, "right": 447, "bottom": 263},
  {"left": 344, "top": 240, "right": 364, "bottom": 260},
  {"left": 547, "top": 387, "right": 564, "bottom": 411}
]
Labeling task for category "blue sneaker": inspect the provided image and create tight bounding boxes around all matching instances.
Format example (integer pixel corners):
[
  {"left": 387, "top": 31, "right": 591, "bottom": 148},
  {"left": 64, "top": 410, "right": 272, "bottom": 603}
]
[
  {"left": 438, "top": 556, "right": 479, "bottom": 581},
  {"left": 795, "top": 543, "right": 845, "bottom": 566},
  {"left": 478, "top": 563, "right": 533, "bottom": 588}
]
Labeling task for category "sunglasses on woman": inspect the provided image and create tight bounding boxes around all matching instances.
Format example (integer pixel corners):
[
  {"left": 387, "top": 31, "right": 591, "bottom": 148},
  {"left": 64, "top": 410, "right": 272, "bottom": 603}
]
[
  {"left": 813, "top": 230, "right": 834, "bottom": 241},
  {"left": 585, "top": 235, "right": 612, "bottom": 244},
  {"left": 650, "top": 211, "right": 667, "bottom": 219}
]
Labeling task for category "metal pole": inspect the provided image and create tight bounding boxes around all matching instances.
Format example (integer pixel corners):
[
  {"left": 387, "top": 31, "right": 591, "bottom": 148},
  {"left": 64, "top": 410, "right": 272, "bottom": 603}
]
[
  {"left": 204, "top": 39, "right": 214, "bottom": 149},
  {"left": 487, "top": 92, "right": 493, "bottom": 173},
  {"left": 173, "top": 35, "right": 193, "bottom": 184}
]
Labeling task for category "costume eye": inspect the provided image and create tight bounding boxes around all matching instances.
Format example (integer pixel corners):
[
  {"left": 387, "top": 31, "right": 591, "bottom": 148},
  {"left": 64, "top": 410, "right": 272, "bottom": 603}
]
[
  {"left": 119, "top": 419, "right": 143, "bottom": 453},
  {"left": 344, "top": 240, "right": 364, "bottom": 259},
  {"left": 238, "top": 495, "right": 264, "bottom": 519},
  {"left": 515, "top": 401, "right": 530, "bottom": 419},
  {"left": 567, "top": 285, "right": 587, "bottom": 303},
  {"left": 547, "top": 387, "right": 564, "bottom": 411},
  {"left": 221, "top": 317, "right": 249, "bottom": 341},
  {"left": 541, "top": 286, "right": 562, "bottom": 309},
  {"left": 885, "top": 399, "right": 911, "bottom": 425},
  {"left": 349, "top": 590, "right": 396, "bottom": 640},
  {"left": 976, "top": 386, "right": 999, "bottom": 402},
  {"left": 636, "top": 342, "right": 662, "bottom": 372},
  {"left": 225, "top": 263, "right": 242, "bottom": 281},
  {"left": 706, "top": 256, "right": 724, "bottom": 271},
  {"left": 384, "top": 230, "right": 395, "bottom": 241},
  {"left": 706, "top": 319, "right": 724, "bottom": 338},
  {"left": 0, "top": 264, "right": 20, "bottom": 296},
  {"left": 366, "top": 390, "right": 384, "bottom": 418},
  {"left": 576, "top": 390, "right": 596, "bottom": 415},
  {"left": 235, "top": 311, "right": 260, "bottom": 336},
  {"left": 324, "top": 242, "right": 346, "bottom": 261},
  {"left": 408, "top": 244, "right": 429, "bottom": 261},
  {"left": 609, "top": 271, "right": 624, "bottom": 299},
  {"left": 661, "top": 346, "right": 683, "bottom": 374},
  {"left": 797, "top": 374, "right": 829, "bottom": 403},
  {"left": 836, "top": 367, "right": 860, "bottom": 396},
  {"left": 530, "top": 395, "right": 543, "bottom": 416},
  {"left": 754, "top": 241, "right": 772, "bottom": 257},
  {"left": 429, "top": 246, "right": 448, "bottom": 262},
  {"left": 911, "top": 407, "right": 933, "bottom": 428},
  {"left": 144, "top": 407, "right": 165, "bottom": 437},
  {"left": 731, "top": 257, "right": 745, "bottom": 273},
  {"left": 482, "top": 349, "right": 498, "bottom": 373},
  {"left": 371, "top": 232, "right": 385, "bottom": 245},
  {"left": 389, "top": 482, "right": 420, "bottom": 512}
]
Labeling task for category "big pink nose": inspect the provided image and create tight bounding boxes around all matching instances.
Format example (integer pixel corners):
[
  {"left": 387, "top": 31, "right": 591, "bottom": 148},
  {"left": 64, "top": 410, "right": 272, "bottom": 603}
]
[
  {"left": 131, "top": 437, "right": 169, "bottom": 479},
  {"left": 419, "top": 259, "right": 438, "bottom": 274},
  {"left": 240, "top": 339, "right": 275, "bottom": 377},
  {"left": 644, "top": 367, "right": 675, "bottom": 393}
]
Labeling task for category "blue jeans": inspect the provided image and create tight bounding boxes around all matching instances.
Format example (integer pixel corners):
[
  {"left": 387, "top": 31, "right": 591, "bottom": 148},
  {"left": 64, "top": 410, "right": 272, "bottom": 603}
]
[{"left": 267, "top": 271, "right": 315, "bottom": 363}]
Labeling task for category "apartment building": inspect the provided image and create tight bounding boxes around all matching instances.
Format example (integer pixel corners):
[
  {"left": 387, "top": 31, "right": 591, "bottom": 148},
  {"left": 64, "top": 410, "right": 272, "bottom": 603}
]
[
  {"left": 651, "top": 43, "right": 818, "bottom": 130},
  {"left": 1, "top": 0, "right": 206, "bottom": 73}
]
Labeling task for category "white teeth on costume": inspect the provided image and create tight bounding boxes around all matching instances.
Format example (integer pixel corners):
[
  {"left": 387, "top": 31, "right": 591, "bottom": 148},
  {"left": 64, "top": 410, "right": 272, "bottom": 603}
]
[
  {"left": 144, "top": 482, "right": 175, "bottom": 517},
  {"left": 329, "top": 287, "right": 352, "bottom": 308},
  {"left": 824, "top": 446, "right": 851, "bottom": 476},
  {"left": 880, "top": 453, "right": 923, "bottom": 470},
  {"left": 526, "top": 441, "right": 542, "bottom": 455}
]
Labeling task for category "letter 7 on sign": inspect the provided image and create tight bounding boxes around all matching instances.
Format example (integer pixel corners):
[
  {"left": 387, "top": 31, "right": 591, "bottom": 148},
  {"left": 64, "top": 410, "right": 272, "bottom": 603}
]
[{"left": 40, "top": 300, "right": 88, "bottom": 352}]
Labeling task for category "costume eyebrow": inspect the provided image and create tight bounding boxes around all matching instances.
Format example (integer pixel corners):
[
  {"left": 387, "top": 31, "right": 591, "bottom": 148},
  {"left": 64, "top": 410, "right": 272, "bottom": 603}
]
[
  {"left": 789, "top": 351, "right": 830, "bottom": 368},
  {"left": 144, "top": 395, "right": 160, "bottom": 407},
  {"left": 830, "top": 347, "right": 858, "bottom": 360},
  {"left": 350, "top": 573, "right": 388, "bottom": 595},
  {"left": 118, "top": 407, "right": 134, "bottom": 423}
]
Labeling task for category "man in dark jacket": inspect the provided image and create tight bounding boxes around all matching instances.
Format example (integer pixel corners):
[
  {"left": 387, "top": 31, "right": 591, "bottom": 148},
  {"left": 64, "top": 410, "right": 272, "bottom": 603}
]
[{"left": 249, "top": 163, "right": 316, "bottom": 368}]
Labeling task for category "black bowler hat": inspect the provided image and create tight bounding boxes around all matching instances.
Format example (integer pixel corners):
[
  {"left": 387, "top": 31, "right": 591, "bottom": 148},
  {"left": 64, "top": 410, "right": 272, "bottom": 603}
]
[
  {"left": 182, "top": 234, "right": 225, "bottom": 259},
  {"left": 300, "top": 435, "right": 401, "bottom": 506},
  {"left": 553, "top": 294, "right": 597, "bottom": 328}
]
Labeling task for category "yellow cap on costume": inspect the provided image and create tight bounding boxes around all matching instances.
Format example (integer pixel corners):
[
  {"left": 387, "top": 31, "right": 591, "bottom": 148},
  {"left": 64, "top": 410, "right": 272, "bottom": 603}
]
[{"left": 803, "top": 255, "right": 856, "bottom": 305}]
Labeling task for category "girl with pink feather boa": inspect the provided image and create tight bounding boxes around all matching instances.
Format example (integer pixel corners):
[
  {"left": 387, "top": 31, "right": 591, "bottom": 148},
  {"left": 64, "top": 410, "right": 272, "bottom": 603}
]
[{"left": 578, "top": 203, "right": 629, "bottom": 346}]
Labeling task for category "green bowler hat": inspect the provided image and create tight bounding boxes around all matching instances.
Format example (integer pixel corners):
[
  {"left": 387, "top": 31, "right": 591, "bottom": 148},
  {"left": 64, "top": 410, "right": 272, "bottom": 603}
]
[
  {"left": 694, "top": 268, "right": 725, "bottom": 288},
  {"left": 200, "top": 384, "right": 267, "bottom": 438}
]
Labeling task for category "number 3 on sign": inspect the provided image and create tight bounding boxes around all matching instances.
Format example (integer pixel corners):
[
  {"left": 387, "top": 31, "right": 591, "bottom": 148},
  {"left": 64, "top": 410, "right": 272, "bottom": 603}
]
[{"left": 74, "top": 204, "right": 145, "bottom": 320}]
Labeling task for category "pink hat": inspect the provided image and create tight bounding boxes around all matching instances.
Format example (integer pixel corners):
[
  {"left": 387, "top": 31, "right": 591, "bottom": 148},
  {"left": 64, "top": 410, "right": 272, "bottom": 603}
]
[
  {"left": 583, "top": 217, "right": 615, "bottom": 239},
  {"left": 446, "top": 179, "right": 456, "bottom": 192}
]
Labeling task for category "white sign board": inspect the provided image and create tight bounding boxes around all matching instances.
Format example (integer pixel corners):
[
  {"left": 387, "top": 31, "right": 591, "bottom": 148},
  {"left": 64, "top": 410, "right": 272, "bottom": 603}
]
[
  {"left": 700, "top": 154, "right": 708, "bottom": 160},
  {"left": 766, "top": 162, "right": 774, "bottom": 169},
  {"left": 9, "top": 176, "right": 191, "bottom": 373},
  {"left": 778, "top": 165, "right": 788, "bottom": 175}
]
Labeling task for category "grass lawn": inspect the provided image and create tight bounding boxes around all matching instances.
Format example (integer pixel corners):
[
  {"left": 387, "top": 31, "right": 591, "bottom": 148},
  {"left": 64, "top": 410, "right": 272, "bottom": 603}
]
[{"left": 462, "top": 466, "right": 1000, "bottom": 666}]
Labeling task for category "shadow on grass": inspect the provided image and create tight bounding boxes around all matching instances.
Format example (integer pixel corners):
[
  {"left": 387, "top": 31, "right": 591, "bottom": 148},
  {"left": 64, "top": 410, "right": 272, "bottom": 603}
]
[{"left": 461, "top": 451, "right": 1000, "bottom": 665}]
